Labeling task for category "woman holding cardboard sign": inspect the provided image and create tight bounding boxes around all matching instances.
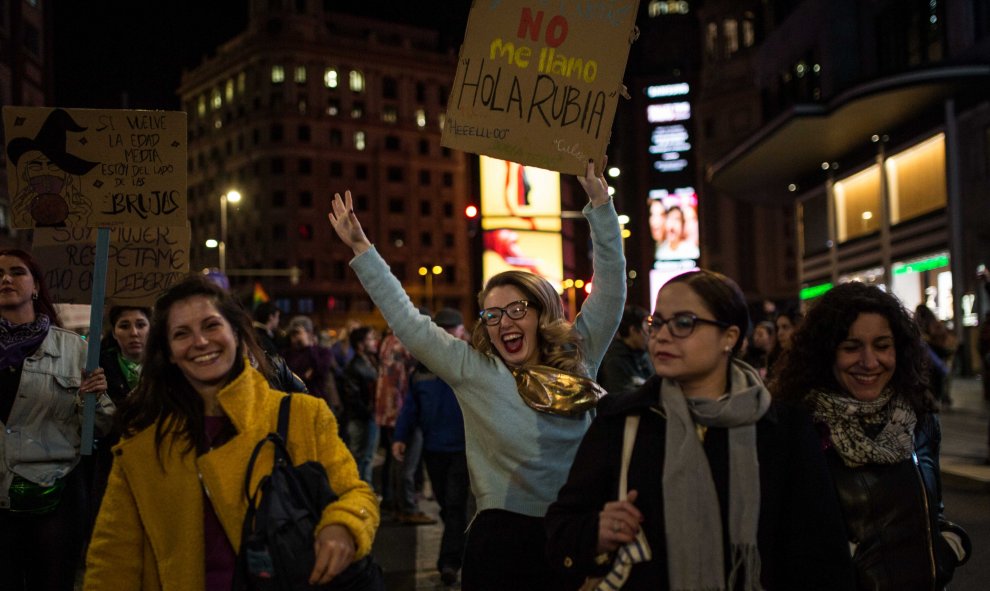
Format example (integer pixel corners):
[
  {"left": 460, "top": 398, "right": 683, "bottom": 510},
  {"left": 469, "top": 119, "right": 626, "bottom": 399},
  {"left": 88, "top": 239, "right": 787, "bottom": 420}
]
[
  {"left": 327, "top": 160, "right": 625, "bottom": 589},
  {"left": 0, "top": 248, "right": 113, "bottom": 591}
]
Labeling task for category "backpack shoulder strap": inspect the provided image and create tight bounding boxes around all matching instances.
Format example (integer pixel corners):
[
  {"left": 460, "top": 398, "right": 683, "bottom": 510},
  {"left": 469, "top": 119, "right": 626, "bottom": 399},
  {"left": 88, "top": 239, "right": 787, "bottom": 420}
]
[
  {"left": 618, "top": 415, "right": 640, "bottom": 500},
  {"left": 277, "top": 394, "right": 292, "bottom": 443}
]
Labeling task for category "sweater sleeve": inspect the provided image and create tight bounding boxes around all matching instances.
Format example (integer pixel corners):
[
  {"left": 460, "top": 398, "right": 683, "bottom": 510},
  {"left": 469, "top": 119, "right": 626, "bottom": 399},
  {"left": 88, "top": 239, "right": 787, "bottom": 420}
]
[
  {"left": 350, "top": 247, "right": 492, "bottom": 390},
  {"left": 572, "top": 200, "right": 626, "bottom": 376}
]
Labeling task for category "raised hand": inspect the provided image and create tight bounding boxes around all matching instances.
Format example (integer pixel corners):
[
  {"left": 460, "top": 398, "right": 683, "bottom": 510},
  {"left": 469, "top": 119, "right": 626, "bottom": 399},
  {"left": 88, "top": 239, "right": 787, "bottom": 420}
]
[
  {"left": 577, "top": 157, "right": 610, "bottom": 208},
  {"left": 327, "top": 190, "right": 372, "bottom": 255}
]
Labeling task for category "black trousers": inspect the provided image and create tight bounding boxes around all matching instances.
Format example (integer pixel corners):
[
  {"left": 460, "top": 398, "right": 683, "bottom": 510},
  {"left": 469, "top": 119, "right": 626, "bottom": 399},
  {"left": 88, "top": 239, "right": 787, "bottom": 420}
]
[
  {"left": 0, "top": 467, "right": 87, "bottom": 591},
  {"left": 423, "top": 450, "right": 469, "bottom": 571},
  {"left": 461, "top": 508, "right": 585, "bottom": 591}
]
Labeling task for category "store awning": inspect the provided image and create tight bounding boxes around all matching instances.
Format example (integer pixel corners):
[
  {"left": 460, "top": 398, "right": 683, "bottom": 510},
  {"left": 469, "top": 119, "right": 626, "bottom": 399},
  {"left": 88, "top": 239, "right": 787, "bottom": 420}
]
[{"left": 706, "top": 65, "right": 990, "bottom": 197}]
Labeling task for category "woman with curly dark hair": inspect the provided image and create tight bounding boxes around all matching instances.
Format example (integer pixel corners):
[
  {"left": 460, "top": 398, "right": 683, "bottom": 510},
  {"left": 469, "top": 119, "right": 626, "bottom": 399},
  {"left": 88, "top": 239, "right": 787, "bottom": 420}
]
[{"left": 771, "top": 281, "right": 970, "bottom": 589}]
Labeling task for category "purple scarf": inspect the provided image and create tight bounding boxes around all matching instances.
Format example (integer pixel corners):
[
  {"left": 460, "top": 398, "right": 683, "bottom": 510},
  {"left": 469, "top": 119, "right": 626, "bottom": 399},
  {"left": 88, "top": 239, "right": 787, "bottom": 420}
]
[{"left": 0, "top": 314, "right": 51, "bottom": 370}]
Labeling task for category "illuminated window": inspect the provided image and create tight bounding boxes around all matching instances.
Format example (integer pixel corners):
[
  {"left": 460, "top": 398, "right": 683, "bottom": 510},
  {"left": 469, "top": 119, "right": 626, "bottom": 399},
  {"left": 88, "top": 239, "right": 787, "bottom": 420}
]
[
  {"left": 705, "top": 22, "right": 718, "bottom": 59},
  {"left": 415, "top": 108, "right": 427, "bottom": 128},
  {"left": 354, "top": 131, "right": 366, "bottom": 151},
  {"left": 324, "top": 67, "right": 338, "bottom": 88},
  {"left": 742, "top": 14, "right": 756, "bottom": 47},
  {"left": 326, "top": 98, "right": 340, "bottom": 116},
  {"left": 294, "top": 66, "right": 307, "bottom": 84},
  {"left": 349, "top": 70, "right": 365, "bottom": 93},
  {"left": 237, "top": 72, "right": 246, "bottom": 94},
  {"left": 383, "top": 106, "right": 398, "bottom": 123},
  {"left": 351, "top": 101, "right": 364, "bottom": 119},
  {"left": 723, "top": 19, "right": 739, "bottom": 56},
  {"left": 271, "top": 65, "right": 285, "bottom": 84},
  {"left": 886, "top": 133, "right": 946, "bottom": 224},
  {"left": 438, "top": 113, "right": 446, "bottom": 130},
  {"left": 211, "top": 88, "right": 222, "bottom": 110},
  {"left": 197, "top": 95, "right": 207, "bottom": 117},
  {"left": 225, "top": 79, "right": 235, "bottom": 102},
  {"left": 834, "top": 164, "right": 881, "bottom": 242}
]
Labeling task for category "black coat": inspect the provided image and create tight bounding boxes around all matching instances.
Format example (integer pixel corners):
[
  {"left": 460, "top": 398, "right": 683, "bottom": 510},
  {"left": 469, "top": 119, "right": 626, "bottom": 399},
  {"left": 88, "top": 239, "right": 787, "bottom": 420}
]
[
  {"left": 545, "top": 375, "right": 855, "bottom": 590},
  {"left": 823, "top": 412, "right": 970, "bottom": 590}
]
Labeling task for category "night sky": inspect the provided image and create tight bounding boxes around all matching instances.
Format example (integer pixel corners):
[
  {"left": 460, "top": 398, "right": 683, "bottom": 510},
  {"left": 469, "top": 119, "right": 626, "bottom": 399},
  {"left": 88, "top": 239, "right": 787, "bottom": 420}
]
[{"left": 53, "top": 1, "right": 470, "bottom": 111}]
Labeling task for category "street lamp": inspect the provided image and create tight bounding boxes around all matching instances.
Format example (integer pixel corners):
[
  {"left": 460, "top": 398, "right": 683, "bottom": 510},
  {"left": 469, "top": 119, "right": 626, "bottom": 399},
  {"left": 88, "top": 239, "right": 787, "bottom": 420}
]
[
  {"left": 418, "top": 265, "right": 443, "bottom": 311},
  {"left": 219, "top": 190, "right": 241, "bottom": 275}
]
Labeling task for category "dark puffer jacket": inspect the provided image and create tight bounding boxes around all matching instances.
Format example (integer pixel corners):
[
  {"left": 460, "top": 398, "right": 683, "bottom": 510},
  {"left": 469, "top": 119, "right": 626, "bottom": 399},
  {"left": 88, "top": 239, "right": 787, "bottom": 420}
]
[{"left": 822, "top": 412, "right": 970, "bottom": 590}]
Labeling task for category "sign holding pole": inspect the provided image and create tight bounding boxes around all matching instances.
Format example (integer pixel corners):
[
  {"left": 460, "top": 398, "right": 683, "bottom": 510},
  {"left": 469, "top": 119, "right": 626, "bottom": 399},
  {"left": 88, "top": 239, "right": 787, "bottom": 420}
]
[{"left": 442, "top": 0, "right": 641, "bottom": 176}]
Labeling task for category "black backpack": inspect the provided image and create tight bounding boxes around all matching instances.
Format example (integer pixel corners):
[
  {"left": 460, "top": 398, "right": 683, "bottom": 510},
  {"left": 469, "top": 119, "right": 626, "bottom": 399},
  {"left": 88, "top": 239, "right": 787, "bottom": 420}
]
[{"left": 236, "top": 394, "right": 383, "bottom": 591}]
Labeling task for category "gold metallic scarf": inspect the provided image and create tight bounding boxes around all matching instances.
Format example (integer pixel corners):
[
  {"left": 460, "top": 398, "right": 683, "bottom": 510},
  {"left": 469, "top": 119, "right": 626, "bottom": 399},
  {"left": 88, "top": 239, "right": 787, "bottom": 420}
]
[{"left": 510, "top": 364, "right": 605, "bottom": 416}]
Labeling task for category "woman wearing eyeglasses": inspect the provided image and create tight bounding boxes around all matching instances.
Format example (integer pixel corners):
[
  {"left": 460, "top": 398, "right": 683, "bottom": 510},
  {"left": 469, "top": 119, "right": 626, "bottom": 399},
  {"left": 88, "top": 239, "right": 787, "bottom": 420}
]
[
  {"left": 328, "top": 160, "right": 625, "bottom": 590},
  {"left": 545, "top": 270, "right": 850, "bottom": 590}
]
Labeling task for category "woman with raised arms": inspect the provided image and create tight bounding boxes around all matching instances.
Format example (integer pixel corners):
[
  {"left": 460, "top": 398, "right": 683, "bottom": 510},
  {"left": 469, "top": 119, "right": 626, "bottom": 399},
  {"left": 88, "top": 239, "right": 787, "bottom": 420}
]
[{"left": 327, "top": 160, "right": 625, "bottom": 589}]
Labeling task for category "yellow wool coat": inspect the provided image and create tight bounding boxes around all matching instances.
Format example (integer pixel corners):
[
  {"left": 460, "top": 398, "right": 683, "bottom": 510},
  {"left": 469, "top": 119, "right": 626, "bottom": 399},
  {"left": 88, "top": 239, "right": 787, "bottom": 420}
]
[{"left": 84, "top": 364, "right": 379, "bottom": 591}]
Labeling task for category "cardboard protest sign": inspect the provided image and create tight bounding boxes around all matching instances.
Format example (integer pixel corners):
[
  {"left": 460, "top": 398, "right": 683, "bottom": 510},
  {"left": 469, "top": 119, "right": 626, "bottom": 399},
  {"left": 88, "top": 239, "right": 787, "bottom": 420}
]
[
  {"left": 442, "top": 0, "right": 640, "bottom": 176},
  {"left": 3, "top": 106, "right": 186, "bottom": 228},
  {"left": 32, "top": 224, "right": 191, "bottom": 306}
]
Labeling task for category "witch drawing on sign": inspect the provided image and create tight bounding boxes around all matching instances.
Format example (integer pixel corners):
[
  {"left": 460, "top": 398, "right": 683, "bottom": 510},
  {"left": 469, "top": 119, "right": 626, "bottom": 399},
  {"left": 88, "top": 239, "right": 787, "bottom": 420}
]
[{"left": 6, "top": 109, "right": 99, "bottom": 227}]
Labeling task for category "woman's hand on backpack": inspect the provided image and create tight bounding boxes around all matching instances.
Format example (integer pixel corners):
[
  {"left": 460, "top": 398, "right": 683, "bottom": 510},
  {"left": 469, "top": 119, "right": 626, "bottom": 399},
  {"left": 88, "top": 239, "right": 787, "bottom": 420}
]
[{"left": 310, "top": 524, "right": 356, "bottom": 584}]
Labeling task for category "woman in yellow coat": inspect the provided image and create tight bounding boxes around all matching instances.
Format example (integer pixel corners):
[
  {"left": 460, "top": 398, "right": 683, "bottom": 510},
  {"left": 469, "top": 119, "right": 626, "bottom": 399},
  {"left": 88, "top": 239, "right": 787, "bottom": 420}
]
[{"left": 84, "top": 276, "right": 378, "bottom": 591}]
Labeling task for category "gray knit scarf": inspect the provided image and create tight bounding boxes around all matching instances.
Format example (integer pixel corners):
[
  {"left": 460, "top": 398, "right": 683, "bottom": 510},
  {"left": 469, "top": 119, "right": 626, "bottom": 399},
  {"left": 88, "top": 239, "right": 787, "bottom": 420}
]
[
  {"left": 810, "top": 387, "right": 916, "bottom": 468},
  {"left": 662, "top": 360, "right": 770, "bottom": 591}
]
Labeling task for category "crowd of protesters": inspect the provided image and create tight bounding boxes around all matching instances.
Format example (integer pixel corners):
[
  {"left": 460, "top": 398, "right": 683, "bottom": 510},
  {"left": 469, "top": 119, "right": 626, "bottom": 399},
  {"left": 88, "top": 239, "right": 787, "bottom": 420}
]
[{"left": 1, "top": 163, "right": 982, "bottom": 590}]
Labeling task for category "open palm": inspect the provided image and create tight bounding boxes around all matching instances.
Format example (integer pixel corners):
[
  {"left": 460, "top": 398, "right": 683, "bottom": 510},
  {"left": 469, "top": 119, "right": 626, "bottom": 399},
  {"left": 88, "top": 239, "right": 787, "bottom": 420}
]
[{"left": 327, "top": 190, "right": 371, "bottom": 255}]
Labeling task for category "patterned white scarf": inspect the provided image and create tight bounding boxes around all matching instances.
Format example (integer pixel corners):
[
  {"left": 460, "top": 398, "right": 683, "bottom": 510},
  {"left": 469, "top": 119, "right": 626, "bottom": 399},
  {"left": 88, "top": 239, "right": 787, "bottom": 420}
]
[{"left": 810, "top": 388, "right": 916, "bottom": 468}]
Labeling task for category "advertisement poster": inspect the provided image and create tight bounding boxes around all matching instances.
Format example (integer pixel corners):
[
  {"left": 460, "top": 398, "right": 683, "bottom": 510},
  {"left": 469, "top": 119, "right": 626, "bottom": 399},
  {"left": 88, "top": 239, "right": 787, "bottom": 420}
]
[
  {"left": 3, "top": 106, "right": 187, "bottom": 228},
  {"left": 480, "top": 156, "right": 563, "bottom": 286},
  {"left": 442, "top": 0, "right": 641, "bottom": 176},
  {"left": 648, "top": 186, "right": 699, "bottom": 263}
]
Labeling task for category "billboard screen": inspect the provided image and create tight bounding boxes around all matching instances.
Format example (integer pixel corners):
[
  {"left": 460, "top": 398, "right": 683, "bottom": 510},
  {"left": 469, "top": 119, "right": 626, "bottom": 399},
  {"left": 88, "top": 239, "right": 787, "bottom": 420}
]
[{"left": 480, "top": 156, "right": 563, "bottom": 287}]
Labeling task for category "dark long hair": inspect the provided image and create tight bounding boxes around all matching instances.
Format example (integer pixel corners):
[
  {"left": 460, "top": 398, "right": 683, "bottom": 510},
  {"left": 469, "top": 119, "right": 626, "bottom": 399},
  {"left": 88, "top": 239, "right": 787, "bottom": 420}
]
[
  {"left": 663, "top": 269, "right": 750, "bottom": 355},
  {"left": 0, "top": 248, "right": 61, "bottom": 327},
  {"left": 114, "top": 275, "right": 269, "bottom": 457},
  {"left": 102, "top": 305, "right": 152, "bottom": 353},
  {"left": 770, "top": 282, "right": 935, "bottom": 415}
]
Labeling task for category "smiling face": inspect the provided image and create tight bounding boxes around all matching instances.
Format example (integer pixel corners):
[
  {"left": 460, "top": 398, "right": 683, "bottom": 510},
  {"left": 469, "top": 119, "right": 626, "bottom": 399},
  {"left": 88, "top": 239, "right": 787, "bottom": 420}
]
[
  {"left": 113, "top": 309, "right": 150, "bottom": 363},
  {"left": 483, "top": 284, "right": 540, "bottom": 367},
  {"left": 167, "top": 295, "right": 240, "bottom": 396},
  {"left": 832, "top": 312, "right": 896, "bottom": 402},
  {"left": 649, "top": 282, "right": 738, "bottom": 395},
  {"left": 0, "top": 254, "right": 39, "bottom": 322}
]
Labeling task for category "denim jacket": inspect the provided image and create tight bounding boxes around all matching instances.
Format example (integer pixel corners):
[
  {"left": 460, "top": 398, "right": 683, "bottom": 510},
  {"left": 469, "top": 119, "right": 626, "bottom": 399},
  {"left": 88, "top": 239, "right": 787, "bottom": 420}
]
[{"left": 1, "top": 326, "right": 115, "bottom": 509}]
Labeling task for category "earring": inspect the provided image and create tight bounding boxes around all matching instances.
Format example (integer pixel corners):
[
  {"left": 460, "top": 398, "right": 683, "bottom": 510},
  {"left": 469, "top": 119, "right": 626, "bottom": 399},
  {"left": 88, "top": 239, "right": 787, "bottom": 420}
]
[
  {"left": 32, "top": 293, "right": 38, "bottom": 300},
  {"left": 723, "top": 346, "right": 731, "bottom": 353}
]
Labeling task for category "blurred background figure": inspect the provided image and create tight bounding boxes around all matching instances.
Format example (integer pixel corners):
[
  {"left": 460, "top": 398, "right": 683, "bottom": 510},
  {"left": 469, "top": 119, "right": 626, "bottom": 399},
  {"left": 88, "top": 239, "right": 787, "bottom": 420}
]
[
  {"left": 771, "top": 282, "right": 970, "bottom": 589},
  {"left": 742, "top": 320, "right": 776, "bottom": 377},
  {"left": 914, "top": 303, "right": 957, "bottom": 406},
  {"left": 341, "top": 326, "right": 380, "bottom": 484},
  {"left": 597, "top": 305, "right": 653, "bottom": 396},
  {"left": 284, "top": 315, "right": 341, "bottom": 414},
  {"left": 251, "top": 301, "right": 281, "bottom": 358},
  {"left": 766, "top": 307, "right": 802, "bottom": 380},
  {"left": 88, "top": 306, "right": 151, "bottom": 541},
  {"left": 0, "top": 249, "right": 112, "bottom": 591},
  {"left": 393, "top": 308, "right": 469, "bottom": 585}
]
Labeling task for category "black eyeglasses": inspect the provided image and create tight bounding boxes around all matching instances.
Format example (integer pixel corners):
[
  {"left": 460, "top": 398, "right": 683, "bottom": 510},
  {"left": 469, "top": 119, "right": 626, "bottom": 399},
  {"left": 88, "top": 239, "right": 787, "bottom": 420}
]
[
  {"left": 647, "top": 313, "right": 730, "bottom": 338},
  {"left": 479, "top": 300, "right": 530, "bottom": 326}
]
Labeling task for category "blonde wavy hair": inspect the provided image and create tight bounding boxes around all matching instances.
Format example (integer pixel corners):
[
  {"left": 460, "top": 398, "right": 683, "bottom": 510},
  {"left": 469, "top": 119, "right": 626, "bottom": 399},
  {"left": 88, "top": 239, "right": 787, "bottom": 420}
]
[{"left": 470, "top": 271, "right": 587, "bottom": 375}]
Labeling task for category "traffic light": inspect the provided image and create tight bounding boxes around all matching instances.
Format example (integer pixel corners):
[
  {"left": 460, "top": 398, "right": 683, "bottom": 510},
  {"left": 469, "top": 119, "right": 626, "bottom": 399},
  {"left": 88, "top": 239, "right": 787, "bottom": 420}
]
[{"left": 465, "top": 204, "right": 479, "bottom": 238}]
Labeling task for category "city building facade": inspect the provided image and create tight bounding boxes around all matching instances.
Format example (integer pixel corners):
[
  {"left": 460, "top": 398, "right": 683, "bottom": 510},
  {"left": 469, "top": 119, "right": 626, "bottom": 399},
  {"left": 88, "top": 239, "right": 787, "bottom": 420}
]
[
  {"left": 0, "top": 0, "right": 53, "bottom": 250},
  {"left": 178, "top": 0, "right": 471, "bottom": 328},
  {"left": 699, "top": 0, "right": 990, "bottom": 370}
]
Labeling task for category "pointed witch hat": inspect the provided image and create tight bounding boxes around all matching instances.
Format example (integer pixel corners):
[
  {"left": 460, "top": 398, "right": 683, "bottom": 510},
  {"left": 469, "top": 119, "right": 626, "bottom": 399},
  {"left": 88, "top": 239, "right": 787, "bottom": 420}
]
[{"left": 6, "top": 108, "right": 99, "bottom": 175}]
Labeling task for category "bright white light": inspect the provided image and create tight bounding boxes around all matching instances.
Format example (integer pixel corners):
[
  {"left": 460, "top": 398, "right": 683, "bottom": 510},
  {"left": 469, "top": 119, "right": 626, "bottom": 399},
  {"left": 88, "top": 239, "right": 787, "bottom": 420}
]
[
  {"left": 617, "top": 214, "right": 630, "bottom": 225},
  {"left": 205, "top": 239, "right": 219, "bottom": 248},
  {"left": 607, "top": 167, "right": 621, "bottom": 177},
  {"left": 226, "top": 190, "right": 242, "bottom": 204},
  {"left": 607, "top": 187, "right": 616, "bottom": 196},
  {"left": 862, "top": 211, "right": 873, "bottom": 220}
]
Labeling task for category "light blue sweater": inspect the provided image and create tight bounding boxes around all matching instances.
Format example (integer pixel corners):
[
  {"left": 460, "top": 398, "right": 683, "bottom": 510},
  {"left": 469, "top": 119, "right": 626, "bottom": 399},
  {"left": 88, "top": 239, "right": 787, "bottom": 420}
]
[{"left": 350, "top": 200, "right": 626, "bottom": 517}]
